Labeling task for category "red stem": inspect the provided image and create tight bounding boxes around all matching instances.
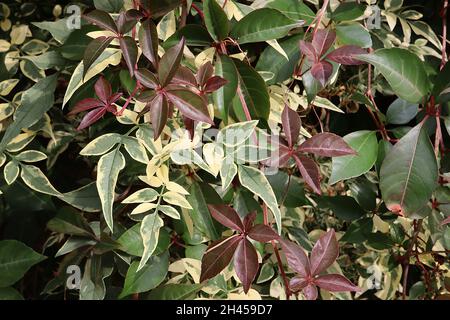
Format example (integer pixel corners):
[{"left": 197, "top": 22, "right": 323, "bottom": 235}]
[{"left": 191, "top": 3, "right": 205, "bottom": 22}]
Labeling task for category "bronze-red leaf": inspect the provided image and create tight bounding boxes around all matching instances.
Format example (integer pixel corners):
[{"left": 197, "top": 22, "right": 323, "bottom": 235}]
[
  {"left": 233, "top": 238, "right": 259, "bottom": 294},
  {"left": 207, "top": 204, "right": 244, "bottom": 232},
  {"left": 293, "top": 154, "right": 321, "bottom": 194},
  {"left": 281, "top": 104, "right": 301, "bottom": 148},
  {"left": 310, "top": 229, "right": 339, "bottom": 276},
  {"left": 200, "top": 235, "right": 242, "bottom": 282},
  {"left": 311, "top": 61, "right": 333, "bottom": 87},
  {"left": 247, "top": 224, "right": 280, "bottom": 243},
  {"left": 297, "top": 133, "right": 356, "bottom": 157},
  {"left": 314, "top": 274, "right": 361, "bottom": 292}
]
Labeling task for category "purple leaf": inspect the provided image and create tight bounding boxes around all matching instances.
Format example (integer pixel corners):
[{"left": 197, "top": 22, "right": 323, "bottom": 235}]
[
  {"left": 83, "top": 10, "right": 118, "bottom": 34},
  {"left": 203, "top": 76, "right": 228, "bottom": 93},
  {"left": 281, "top": 104, "right": 301, "bottom": 148},
  {"left": 166, "top": 89, "right": 213, "bottom": 125},
  {"left": 243, "top": 211, "right": 257, "bottom": 232},
  {"left": 312, "top": 29, "right": 336, "bottom": 57},
  {"left": 310, "top": 229, "right": 339, "bottom": 276},
  {"left": 173, "top": 66, "right": 198, "bottom": 86},
  {"left": 279, "top": 239, "right": 311, "bottom": 278},
  {"left": 200, "top": 235, "right": 242, "bottom": 282},
  {"left": 108, "top": 92, "right": 123, "bottom": 105},
  {"left": 297, "top": 133, "right": 356, "bottom": 157},
  {"left": 68, "top": 98, "right": 103, "bottom": 116},
  {"left": 299, "top": 40, "right": 318, "bottom": 62},
  {"left": 139, "top": 19, "right": 159, "bottom": 67},
  {"left": 311, "top": 61, "right": 333, "bottom": 87},
  {"left": 135, "top": 69, "right": 159, "bottom": 89},
  {"left": 119, "top": 36, "right": 138, "bottom": 76},
  {"left": 234, "top": 238, "right": 259, "bottom": 294},
  {"left": 293, "top": 154, "right": 322, "bottom": 195},
  {"left": 197, "top": 61, "right": 214, "bottom": 86},
  {"left": 303, "top": 283, "right": 318, "bottom": 300},
  {"left": 289, "top": 276, "right": 309, "bottom": 292},
  {"left": 315, "top": 274, "right": 361, "bottom": 292},
  {"left": 116, "top": 9, "right": 142, "bottom": 34},
  {"left": 247, "top": 224, "right": 280, "bottom": 243},
  {"left": 149, "top": 93, "right": 169, "bottom": 140},
  {"left": 94, "top": 76, "right": 112, "bottom": 103},
  {"left": 207, "top": 204, "right": 244, "bottom": 232},
  {"left": 325, "top": 45, "right": 367, "bottom": 65},
  {"left": 261, "top": 139, "right": 291, "bottom": 168},
  {"left": 77, "top": 107, "right": 107, "bottom": 130},
  {"left": 442, "top": 216, "right": 450, "bottom": 225},
  {"left": 136, "top": 90, "right": 157, "bottom": 103},
  {"left": 159, "top": 37, "right": 186, "bottom": 87}
]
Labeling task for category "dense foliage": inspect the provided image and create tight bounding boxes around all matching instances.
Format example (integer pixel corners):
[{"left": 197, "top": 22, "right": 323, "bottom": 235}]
[{"left": 0, "top": 0, "right": 449, "bottom": 300}]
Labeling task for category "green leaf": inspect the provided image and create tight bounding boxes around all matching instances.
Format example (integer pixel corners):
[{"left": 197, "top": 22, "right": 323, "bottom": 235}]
[
  {"left": 432, "top": 60, "right": 450, "bottom": 103},
  {"left": 47, "top": 208, "right": 94, "bottom": 237},
  {"left": 331, "top": 2, "right": 366, "bottom": 22},
  {"left": 97, "top": 148, "right": 126, "bottom": 232},
  {"left": 122, "top": 137, "right": 149, "bottom": 164},
  {"left": 233, "top": 59, "right": 270, "bottom": 121},
  {"left": 4, "top": 161, "right": 19, "bottom": 185},
  {"left": 266, "top": 0, "right": 315, "bottom": 25},
  {"left": 20, "top": 164, "right": 62, "bottom": 196},
  {"left": 94, "top": 0, "right": 123, "bottom": 12},
  {"left": 79, "top": 256, "right": 112, "bottom": 300},
  {"left": 80, "top": 133, "right": 122, "bottom": 156},
  {"left": 317, "top": 196, "right": 366, "bottom": 221},
  {"left": 329, "top": 131, "right": 378, "bottom": 184},
  {"left": 266, "top": 171, "right": 307, "bottom": 207},
  {"left": 119, "top": 251, "right": 169, "bottom": 299},
  {"left": 238, "top": 165, "right": 281, "bottom": 233},
  {"left": 256, "top": 33, "right": 303, "bottom": 85},
  {"left": 15, "top": 150, "right": 47, "bottom": 163},
  {"left": 336, "top": 23, "right": 372, "bottom": 48},
  {"left": 213, "top": 54, "right": 238, "bottom": 124},
  {"left": 386, "top": 98, "right": 419, "bottom": 125},
  {"left": 147, "top": 283, "right": 203, "bottom": 300},
  {"left": 380, "top": 121, "right": 438, "bottom": 218},
  {"left": 164, "top": 25, "right": 212, "bottom": 48},
  {"left": 204, "top": 0, "right": 229, "bottom": 42},
  {"left": 22, "top": 51, "right": 66, "bottom": 70},
  {"left": 0, "top": 287, "right": 24, "bottom": 300},
  {"left": 0, "top": 74, "right": 57, "bottom": 152},
  {"left": 123, "top": 188, "right": 158, "bottom": 204},
  {"left": 83, "top": 37, "right": 114, "bottom": 78},
  {"left": 0, "top": 240, "right": 46, "bottom": 287},
  {"left": 33, "top": 18, "right": 73, "bottom": 44},
  {"left": 357, "top": 48, "right": 430, "bottom": 103},
  {"left": 340, "top": 218, "right": 373, "bottom": 244},
  {"left": 187, "top": 182, "right": 221, "bottom": 240},
  {"left": 231, "top": 8, "right": 303, "bottom": 44},
  {"left": 59, "top": 183, "right": 101, "bottom": 212},
  {"left": 138, "top": 213, "right": 164, "bottom": 271}
]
